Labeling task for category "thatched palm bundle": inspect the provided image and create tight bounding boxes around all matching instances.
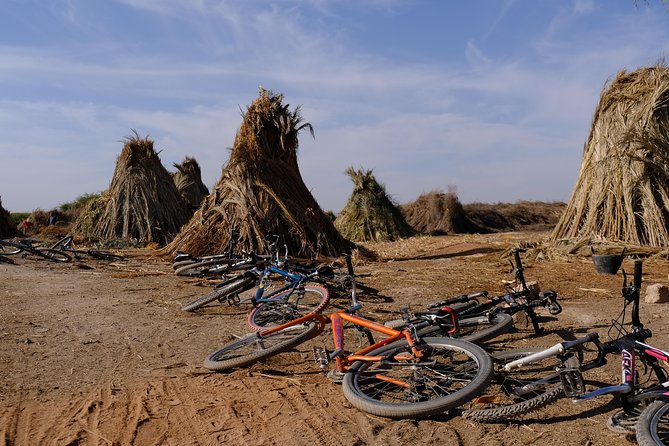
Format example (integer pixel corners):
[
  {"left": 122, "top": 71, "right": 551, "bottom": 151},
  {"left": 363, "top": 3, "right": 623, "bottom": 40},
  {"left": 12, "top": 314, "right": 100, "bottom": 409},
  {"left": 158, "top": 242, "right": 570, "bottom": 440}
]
[
  {"left": 334, "top": 167, "right": 414, "bottom": 242},
  {"left": 165, "top": 88, "right": 352, "bottom": 258},
  {"left": 172, "top": 157, "right": 209, "bottom": 213},
  {"left": 552, "top": 64, "right": 669, "bottom": 246},
  {"left": 402, "top": 189, "right": 478, "bottom": 235},
  {"left": 73, "top": 132, "right": 190, "bottom": 244},
  {"left": 0, "top": 197, "right": 16, "bottom": 238}
]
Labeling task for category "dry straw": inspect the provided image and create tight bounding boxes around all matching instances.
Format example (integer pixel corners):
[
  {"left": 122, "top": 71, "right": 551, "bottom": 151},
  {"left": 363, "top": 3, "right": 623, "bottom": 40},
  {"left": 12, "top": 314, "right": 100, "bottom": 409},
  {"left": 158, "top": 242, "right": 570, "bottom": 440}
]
[
  {"left": 0, "top": 197, "right": 16, "bottom": 238},
  {"left": 164, "top": 88, "right": 352, "bottom": 258},
  {"left": 172, "top": 156, "right": 209, "bottom": 213},
  {"left": 402, "top": 188, "right": 477, "bottom": 235},
  {"left": 551, "top": 63, "right": 669, "bottom": 247},
  {"left": 73, "top": 131, "right": 190, "bottom": 244},
  {"left": 334, "top": 167, "right": 414, "bottom": 242}
]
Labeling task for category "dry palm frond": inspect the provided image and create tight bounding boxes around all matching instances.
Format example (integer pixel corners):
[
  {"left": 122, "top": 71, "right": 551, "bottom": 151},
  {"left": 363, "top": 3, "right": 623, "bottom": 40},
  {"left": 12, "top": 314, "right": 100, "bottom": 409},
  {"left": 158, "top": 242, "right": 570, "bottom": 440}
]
[
  {"left": 402, "top": 187, "right": 480, "bottom": 235},
  {"left": 551, "top": 63, "right": 669, "bottom": 247},
  {"left": 164, "top": 88, "right": 352, "bottom": 258},
  {"left": 334, "top": 167, "right": 414, "bottom": 242},
  {"left": 73, "top": 130, "right": 190, "bottom": 244},
  {"left": 0, "top": 196, "right": 16, "bottom": 238},
  {"left": 172, "top": 156, "right": 209, "bottom": 213}
]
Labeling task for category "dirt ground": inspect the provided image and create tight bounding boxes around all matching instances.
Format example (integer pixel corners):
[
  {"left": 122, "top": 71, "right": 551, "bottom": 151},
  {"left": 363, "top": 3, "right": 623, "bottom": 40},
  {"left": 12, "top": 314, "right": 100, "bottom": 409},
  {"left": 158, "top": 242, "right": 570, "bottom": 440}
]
[{"left": 2, "top": 230, "right": 669, "bottom": 446}]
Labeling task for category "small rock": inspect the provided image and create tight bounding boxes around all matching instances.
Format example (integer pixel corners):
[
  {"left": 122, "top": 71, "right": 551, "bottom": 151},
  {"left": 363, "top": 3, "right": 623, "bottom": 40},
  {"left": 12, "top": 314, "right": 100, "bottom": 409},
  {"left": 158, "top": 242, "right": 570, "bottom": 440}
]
[{"left": 645, "top": 284, "right": 669, "bottom": 304}]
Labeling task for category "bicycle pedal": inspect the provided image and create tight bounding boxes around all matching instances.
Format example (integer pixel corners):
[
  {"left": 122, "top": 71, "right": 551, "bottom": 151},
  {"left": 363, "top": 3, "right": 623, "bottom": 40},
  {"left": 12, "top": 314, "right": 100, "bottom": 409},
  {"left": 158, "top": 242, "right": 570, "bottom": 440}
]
[
  {"left": 559, "top": 368, "right": 585, "bottom": 397},
  {"left": 312, "top": 347, "right": 330, "bottom": 369},
  {"left": 326, "top": 368, "right": 345, "bottom": 384},
  {"left": 227, "top": 293, "right": 241, "bottom": 306}
]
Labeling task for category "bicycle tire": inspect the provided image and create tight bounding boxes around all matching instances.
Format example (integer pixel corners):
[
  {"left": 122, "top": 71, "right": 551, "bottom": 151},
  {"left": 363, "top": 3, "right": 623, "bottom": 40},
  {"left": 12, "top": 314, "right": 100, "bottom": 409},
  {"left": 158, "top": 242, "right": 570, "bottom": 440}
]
[
  {"left": 462, "top": 348, "right": 565, "bottom": 422},
  {"left": 418, "top": 312, "right": 514, "bottom": 344},
  {"left": 637, "top": 400, "right": 669, "bottom": 445},
  {"left": 172, "top": 259, "right": 195, "bottom": 270},
  {"left": 182, "top": 275, "right": 257, "bottom": 312},
  {"left": 246, "top": 285, "right": 330, "bottom": 331},
  {"left": 383, "top": 301, "right": 482, "bottom": 329},
  {"left": 0, "top": 243, "right": 22, "bottom": 255},
  {"left": 203, "top": 321, "right": 322, "bottom": 371},
  {"left": 35, "top": 248, "right": 72, "bottom": 263},
  {"left": 87, "top": 250, "right": 125, "bottom": 261},
  {"left": 341, "top": 337, "right": 493, "bottom": 419},
  {"left": 174, "top": 258, "right": 237, "bottom": 277}
]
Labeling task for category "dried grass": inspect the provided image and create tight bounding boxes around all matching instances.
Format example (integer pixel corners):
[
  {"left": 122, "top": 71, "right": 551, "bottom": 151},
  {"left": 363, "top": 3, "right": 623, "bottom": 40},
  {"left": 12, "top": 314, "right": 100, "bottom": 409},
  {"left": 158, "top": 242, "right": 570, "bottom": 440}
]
[
  {"left": 0, "top": 197, "right": 16, "bottom": 238},
  {"left": 465, "top": 201, "right": 566, "bottom": 232},
  {"left": 164, "top": 88, "right": 352, "bottom": 258},
  {"left": 172, "top": 156, "right": 209, "bottom": 213},
  {"left": 334, "top": 167, "right": 414, "bottom": 242},
  {"left": 552, "top": 63, "right": 669, "bottom": 247},
  {"left": 73, "top": 131, "right": 190, "bottom": 245},
  {"left": 402, "top": 188, "right": 480, "bottom": 235}
]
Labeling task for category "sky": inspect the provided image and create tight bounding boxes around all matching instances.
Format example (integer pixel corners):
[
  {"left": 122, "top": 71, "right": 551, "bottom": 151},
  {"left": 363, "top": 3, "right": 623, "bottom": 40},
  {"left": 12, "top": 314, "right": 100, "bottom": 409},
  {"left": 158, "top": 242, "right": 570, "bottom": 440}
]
[{"left": 1, "top": 0, "right": 669, "bottom": 214}]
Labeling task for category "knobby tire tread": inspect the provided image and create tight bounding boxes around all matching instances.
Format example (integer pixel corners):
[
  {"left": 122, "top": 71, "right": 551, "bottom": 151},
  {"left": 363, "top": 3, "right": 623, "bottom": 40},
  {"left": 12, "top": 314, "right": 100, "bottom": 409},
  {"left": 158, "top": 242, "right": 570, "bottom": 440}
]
[
  {"left": 462, "top": 348, "right": 565, "bottom": 422},
  {"left": 637, "top": 400, "right": 669, "bottom": 446}
]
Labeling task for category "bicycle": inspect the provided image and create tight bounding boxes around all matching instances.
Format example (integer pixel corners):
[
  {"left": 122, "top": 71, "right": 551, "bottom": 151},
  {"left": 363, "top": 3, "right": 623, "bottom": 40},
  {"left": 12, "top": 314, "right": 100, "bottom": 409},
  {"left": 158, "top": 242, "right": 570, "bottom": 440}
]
[
  {"left": 203, "top": 256, "right": 495, "bottom": 419},
  {"left": 172, "top": 229, "right": 246, "bottom": 277},
  {"left": 0, "top": 238, "right": 71, "bottom": 262},
  {"left": 384, "top": 248, "right": 562, "bottom": 344},
  {"left": 51, "top": 235, "right": 125, "bottom": 262},
  {"left": 181, "top": 254, "right": 335, "bottom": 323},
  {"left": 462, "top": 260, "right": 669, "bottom": 433}
]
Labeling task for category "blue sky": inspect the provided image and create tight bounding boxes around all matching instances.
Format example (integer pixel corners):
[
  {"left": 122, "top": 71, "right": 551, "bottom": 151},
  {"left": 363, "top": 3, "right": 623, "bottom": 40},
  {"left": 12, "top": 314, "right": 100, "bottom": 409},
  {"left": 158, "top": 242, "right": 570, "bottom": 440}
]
[{"left": 1, "top": 0, "right": 668, "bottom": 213}]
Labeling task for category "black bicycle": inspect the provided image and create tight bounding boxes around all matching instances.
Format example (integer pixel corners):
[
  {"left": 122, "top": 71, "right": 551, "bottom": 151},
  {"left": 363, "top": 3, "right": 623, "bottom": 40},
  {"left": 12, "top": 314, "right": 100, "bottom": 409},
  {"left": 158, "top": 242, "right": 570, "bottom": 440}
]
[
  {"left": 51, "top": 235, "right": 125, "bottom": 262},
  {"left": 462, "top": 260, "right": 669, "bottom": 439},
  {"left": 0, "top": 238, "right": 71, "bottom": 262},
  {"left": 384, "top": 248, "right": 562, "bottom": 344}
]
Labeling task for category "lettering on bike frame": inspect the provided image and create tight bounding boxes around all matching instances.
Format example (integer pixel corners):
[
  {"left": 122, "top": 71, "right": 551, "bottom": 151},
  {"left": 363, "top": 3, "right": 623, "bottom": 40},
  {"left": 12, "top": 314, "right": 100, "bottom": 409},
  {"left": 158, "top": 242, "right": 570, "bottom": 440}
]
[{"left": 621, "top": 349, "right": 635, "bottom": 385}]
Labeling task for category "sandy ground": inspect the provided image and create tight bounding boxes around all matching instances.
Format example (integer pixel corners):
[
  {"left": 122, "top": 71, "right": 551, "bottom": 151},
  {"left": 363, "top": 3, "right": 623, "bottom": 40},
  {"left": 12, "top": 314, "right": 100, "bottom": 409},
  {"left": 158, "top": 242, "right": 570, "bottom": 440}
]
[{"left": 2, "top": 231, "right": 669, "bottom": 446}]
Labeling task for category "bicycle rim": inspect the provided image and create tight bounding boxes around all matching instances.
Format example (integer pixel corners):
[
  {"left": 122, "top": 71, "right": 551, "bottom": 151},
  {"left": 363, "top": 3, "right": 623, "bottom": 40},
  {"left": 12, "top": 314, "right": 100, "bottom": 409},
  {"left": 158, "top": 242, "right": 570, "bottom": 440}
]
[
  {"left": 342, "top": 337, "right": 493, "bottom": 418},
  {"left": 246, "top": 285, "right": 329, "bottom": 331},
  {"left": 36, "top": 248, "right": 72, "bottom": 263},
  {"left": 203, "top": 321, "right": 322, "bottom": 371}
]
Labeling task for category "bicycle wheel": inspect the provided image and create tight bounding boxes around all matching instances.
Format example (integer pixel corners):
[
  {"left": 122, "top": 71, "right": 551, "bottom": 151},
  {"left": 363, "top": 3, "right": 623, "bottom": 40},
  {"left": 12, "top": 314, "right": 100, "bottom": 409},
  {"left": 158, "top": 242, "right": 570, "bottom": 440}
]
[
  {"left": 0, "top": 254, "right": 15, "bottom": 264},
  {"left": 174, "top": 258, "right": 237, "bottom": 277},
  {"left": 173, "top": 259, "right": 195, "bottom": 270},
  {"left": 203, "top": 321, "right": 322, "bottom": 371},
  {"left": 0, "top": 243, "right": 22, "bottom": 255},
  {"left": 637, "top": 400, "right": 669, "bottom": 446},
  {"left": 461, "top": 348, "right": 565, "bottom": 422},
  {"left": 418, "top": 312, "right": 514, "bottom": 344},
  {"left": 246, "top": 285, "right": 330, "bottom": 331},
  {"left": 342, "top": 337, "right": 493, "bottom": 419},
  {"left": 87, "top": 250, "right": 125, "bottom": 261},
  {"left": 181, "top": 275, "right": 257, "bottom": 312},
  {"left": 383, "top": 301, "right": 482, "bottom": 330},
  {"left": 35, "top": 248, "right": 72, "bottom": 263}
]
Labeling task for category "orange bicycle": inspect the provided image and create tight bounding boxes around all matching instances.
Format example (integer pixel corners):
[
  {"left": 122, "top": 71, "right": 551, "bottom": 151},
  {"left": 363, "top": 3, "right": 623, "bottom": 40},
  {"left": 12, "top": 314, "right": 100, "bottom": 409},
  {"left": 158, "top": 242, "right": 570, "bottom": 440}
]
[{"left": 204, "top": 257, "right": 493, "bottom": 419}]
